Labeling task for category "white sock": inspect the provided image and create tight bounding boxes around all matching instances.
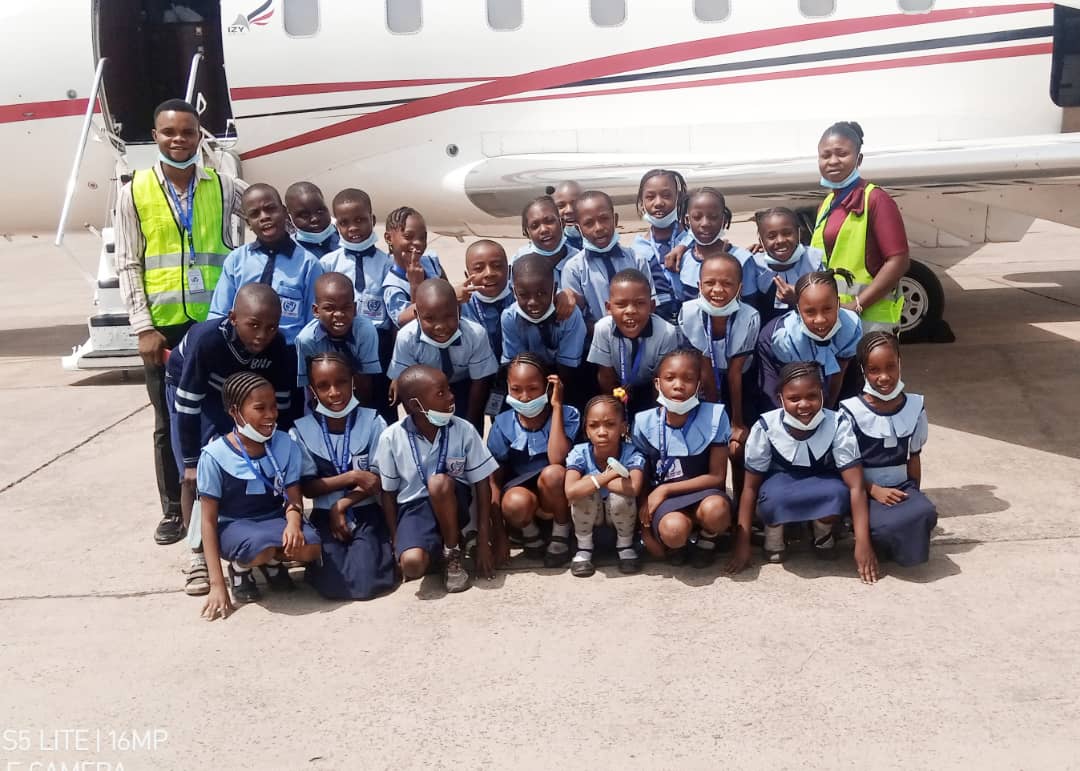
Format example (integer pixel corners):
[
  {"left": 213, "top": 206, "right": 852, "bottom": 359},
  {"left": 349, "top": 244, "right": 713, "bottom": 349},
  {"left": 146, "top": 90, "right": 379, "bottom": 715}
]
[
  {"left": 552, "top": 522, "right": 571, "bottom": 538},
  {"left": 812, "top": 520, "right": 834, "bottom": 541},
  {"left": 574, "top": 533, "right": 594, "bottom": 561},
  {"left": 616, "top": 535, "right": 636, "bottom": 559},
  {"left": 764, "top": 525, "right": 785, "bottom": 551},
  {"left": 696, "top": 530, "right": 719, "bottom": 550},
  {"left": 231, "top": 560, "right": 251, "bottom": 573},
  {"left": 521, "top": 522, "right": 542, "bottom": 542}
]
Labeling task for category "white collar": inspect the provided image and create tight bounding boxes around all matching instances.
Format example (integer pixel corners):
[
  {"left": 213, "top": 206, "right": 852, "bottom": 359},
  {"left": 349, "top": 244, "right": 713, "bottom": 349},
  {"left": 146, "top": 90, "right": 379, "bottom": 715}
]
[
  {"left": 841, "top": 394, "right": 923, "bottom": 448},
  {"left": 763, "top": 408, "right": 838, "bottom": 467}
]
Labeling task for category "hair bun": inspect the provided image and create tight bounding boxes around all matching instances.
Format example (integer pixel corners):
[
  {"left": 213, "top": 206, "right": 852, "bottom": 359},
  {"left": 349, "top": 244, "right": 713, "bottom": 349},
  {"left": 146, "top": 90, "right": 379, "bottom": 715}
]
[{"left": 843, "top": 121, "right": 864, "bottom": 141}]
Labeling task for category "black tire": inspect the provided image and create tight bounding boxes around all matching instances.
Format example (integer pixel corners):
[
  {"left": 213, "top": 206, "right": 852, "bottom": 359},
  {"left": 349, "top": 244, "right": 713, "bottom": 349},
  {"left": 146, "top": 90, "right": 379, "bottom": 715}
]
[{"left": 898, "top": 260, "right": 945, "bottom": 342}]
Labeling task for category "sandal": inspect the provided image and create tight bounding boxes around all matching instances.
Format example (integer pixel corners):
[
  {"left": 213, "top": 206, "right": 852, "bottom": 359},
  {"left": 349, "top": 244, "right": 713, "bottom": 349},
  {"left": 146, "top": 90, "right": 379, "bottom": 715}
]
[
  {"left": 228, "top": 564, "right": 261, "bottom": 604},
  {"left": 542, "top": 534, "right": 571, "bottom": 568},
  {"left": 184, "top": 553, "right": 210, "bottom": 596},
  {"left": 570, "top": 549, "right": 595, "bottom": 578}
]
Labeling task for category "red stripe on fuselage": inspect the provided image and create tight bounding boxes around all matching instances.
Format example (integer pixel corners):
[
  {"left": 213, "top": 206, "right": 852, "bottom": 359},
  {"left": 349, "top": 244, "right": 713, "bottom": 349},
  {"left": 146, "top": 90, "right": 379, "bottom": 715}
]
[
  {"left": 0, "top": 98, "right": 96, "bottom": 124},
  {"left": 230, "top": 78, "right": 498, "bottom": 101},
  {"left": 239, "top": 3, "right": 1053, "bottom": 160}
]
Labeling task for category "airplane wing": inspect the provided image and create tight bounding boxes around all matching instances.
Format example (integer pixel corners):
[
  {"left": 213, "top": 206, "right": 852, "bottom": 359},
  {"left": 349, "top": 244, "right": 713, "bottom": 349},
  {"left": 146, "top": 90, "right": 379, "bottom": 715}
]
[{"left": 463, "top": 132, "right": 1080, "bottom": 244}]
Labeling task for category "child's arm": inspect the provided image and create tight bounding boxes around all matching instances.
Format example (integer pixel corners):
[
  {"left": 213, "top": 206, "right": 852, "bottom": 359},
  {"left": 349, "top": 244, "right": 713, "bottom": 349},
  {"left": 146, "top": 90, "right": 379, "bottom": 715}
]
[
  {"left": 281, "top": 484, "right": 307, "bottom": 559},
  {"left": 842, "top": 465, "right": 879, "bottom": 584},
  {"left": 908, "top": 453, "right": 922, "bottom": 488},
  {"left": 474, "top": 477, "right": 502, "bottom": 576},
  {"left": 199, "top": 496, "right": 232, "bottom": 620},
  {"left": 644, "top": 444, "right": 729, "bottom": 519},
  {"left": 724, "top": 469, "right": 763, "bottom": 574},
  {"left": 596, "top": 365, "right": 617, "bottom": 396},
  {"left": 727, "top": 354, "right": 750, "bottom": 447},
  {"left": 467, "top": 377, "right": 490, "bottom": 432},
  {"left": 301, "top": 468, "right": 378, "bottom": 498},
  {"left": 565, "top": 466, "right": 622, "bottom": 502},
  {"left": 699, "top": 354, "right": 718, "bottom": 402},
  {"left": 546, "top": 378, "right": 573, "bottom": 464},
  {"left": 489, "top": 468, "right": 505, "bottom": 513},
  {"left": 380, "top": 490, "right": 398, "bottom": 547}
]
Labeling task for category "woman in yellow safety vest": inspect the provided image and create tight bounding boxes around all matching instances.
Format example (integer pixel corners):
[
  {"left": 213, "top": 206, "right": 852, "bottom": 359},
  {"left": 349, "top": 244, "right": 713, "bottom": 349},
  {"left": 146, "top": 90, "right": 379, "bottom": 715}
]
[{"left": 811, "top": 121, "right": 911, "bottom": 334}]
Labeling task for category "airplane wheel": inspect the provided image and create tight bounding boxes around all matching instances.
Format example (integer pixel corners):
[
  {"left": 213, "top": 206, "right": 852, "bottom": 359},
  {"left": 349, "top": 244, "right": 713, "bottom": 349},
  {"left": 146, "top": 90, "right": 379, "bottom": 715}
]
[{"left": 898, "top": 260, "right": 945, "bottom": 342}]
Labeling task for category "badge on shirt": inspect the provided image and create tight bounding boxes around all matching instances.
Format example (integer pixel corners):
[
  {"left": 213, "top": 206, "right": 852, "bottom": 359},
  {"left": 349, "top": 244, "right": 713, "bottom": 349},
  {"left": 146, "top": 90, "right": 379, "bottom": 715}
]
[
  {"left": 484, "top": 390, "right": 506, "bottom": 418},
  {"left": 353, "top": 453, "right": 369, "bottom": 471},
  {"left": 658, "top": 458, "right": 684, "bottom": 482},
  {"left": 280, "top": 296, "right": 301, "bottom": 319},
  {"left": 361, "top": 295, "right": 384, "bottom": 319},
  {"left": 187, "top": 268, "right": 206, "bottom": 293},
  {"left": 447, "top": 457, "right": 466, "bottom": 478}
]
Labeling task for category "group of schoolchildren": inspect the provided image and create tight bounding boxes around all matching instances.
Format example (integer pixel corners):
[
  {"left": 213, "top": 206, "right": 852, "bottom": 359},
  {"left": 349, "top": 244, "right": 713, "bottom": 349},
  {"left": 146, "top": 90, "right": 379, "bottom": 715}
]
[{"left": 172, "top": 169, "right": 938, "bottom": 621}]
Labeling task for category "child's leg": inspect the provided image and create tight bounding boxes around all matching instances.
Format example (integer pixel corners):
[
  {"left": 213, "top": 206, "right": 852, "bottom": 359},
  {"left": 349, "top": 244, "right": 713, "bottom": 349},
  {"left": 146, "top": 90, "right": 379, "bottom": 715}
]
[
  {"left": 656, "top": 511, "right": 694, "bottom": 550},
  {"left": 812, "top": 515, "right": 840, "bottom": 559},
  {"left": 695, "top": 494, "right": 733, "bottom": 538},
  {"left": 607, "top": 492, "right": 643, "bottom": 573},
  {"left": 427, "top": 473, "right": 463, "bottom": 549},
  {"left": 502, "top": 484, "right": 545, "bottom": 557},
  {"left": 537, "top": 465, "right": 571, "bottom": 564},
  {"left": 399, "top": 548, "right": 430, "bottom": 580},
  {"left": 569, "top": 492, "right": 602, "bottom": 575},
  {"left": 729, "top": 450, "right": 746, "bottom": 510}
]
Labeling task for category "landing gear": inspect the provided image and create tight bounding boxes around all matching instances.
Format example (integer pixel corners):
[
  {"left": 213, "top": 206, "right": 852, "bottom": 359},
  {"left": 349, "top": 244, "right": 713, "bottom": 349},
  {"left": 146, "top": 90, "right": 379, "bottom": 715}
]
[{"left": 899, "top": 260, "right": 952, "bottom": 343}]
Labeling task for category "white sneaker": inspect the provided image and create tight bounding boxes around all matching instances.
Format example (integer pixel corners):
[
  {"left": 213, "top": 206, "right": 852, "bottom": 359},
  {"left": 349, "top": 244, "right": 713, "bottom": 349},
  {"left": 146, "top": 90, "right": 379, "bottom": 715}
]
[{"left": 184, "top": 553, "right": 210, "bottom": 596}]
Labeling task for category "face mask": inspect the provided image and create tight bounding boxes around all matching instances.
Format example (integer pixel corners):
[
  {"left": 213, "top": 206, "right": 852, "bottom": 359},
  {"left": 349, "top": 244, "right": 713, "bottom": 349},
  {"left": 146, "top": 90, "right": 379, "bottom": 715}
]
[
  {"left": 699, "top": 295, "right": 740, "bottom": 318},
  {"left": 473, "top": 285, "right": 511, "bottom": 304},
  {"left": 657, "top": 393, "right": 700, "bottom": 415},
  {"left": 411, "top": 398, "right": 454, "bottom": 427},
  {"left": 643, "top": 210, "right": 678, "bottom": 229},
  {"left": 339, "top": 231, "right": 378, "bottom": 251},
  {"left": 158, "top": 151, "right": 198, "bottom": 170},
  {"left": 514, "top": 299, "right": 556, "bottom": 324},
  {"left": 765, "top": 243, "right": 803, "bottom": 270},
  {"left": 564, "top": 224, "right": 580, "bottom": 239},
  {"left": 783, "top": 409, "right": 825, "bottom": 431},
  {"left": 236, "top": 418, "right": 274, "bottom": 443},
  {"left": 419, "top": 328, "right": 462, "bottom": 349},
  {"left": 693, "top": 229, "right": 726, "bottom": 246},
  {"left": 531, "top": 233, "right": 567, "bottom": 257},
  {"left": 581, "top": 234, "right": 619, "bottom": 254},
  {"left": 802, "top": 314, "right": 842, "bottom": 343},
  {"left": 506, "top": 391, "right": 549, "bottom": 418},
  {"left": 315, "top": 394, "right": 360, "bottom": 418},
  {"left": 820, "top": 168, "right": 860, "bottom": 190},
  {"left": 864, "top": 378, "right": 905, "bottom": 401},
  {"left": 295, "top": 222, "right": 338, "bottom": 245}
]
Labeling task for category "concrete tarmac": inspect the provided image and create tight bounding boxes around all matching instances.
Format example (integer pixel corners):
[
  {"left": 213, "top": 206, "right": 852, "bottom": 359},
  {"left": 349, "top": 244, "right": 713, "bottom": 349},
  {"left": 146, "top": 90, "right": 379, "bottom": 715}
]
[{"left": 0, "top": 224, "right": 1078, "bottom": 770}]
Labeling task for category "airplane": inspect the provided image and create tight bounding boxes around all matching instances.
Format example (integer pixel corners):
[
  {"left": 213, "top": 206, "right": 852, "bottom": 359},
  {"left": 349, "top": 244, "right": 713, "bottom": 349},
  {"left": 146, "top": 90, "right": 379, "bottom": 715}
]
[{"left": 3, "top": 0, "right": 1080, "bottom": 368}]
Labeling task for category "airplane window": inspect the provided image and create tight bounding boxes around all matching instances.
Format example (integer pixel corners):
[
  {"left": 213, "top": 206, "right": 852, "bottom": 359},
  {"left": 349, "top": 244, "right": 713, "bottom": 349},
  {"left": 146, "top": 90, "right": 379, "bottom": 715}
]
[
  {"left": 899, "top": 0, "right": 934, "bottom": 10},
  {"left": 590, "top": 0, "right": 626, "bottom": 26},
  {"left": 799, "top": 0, "right": 834, "bottom": 17},
  {"left": 283, "top": 0, "right": 319, "bottom": 36},
  {"left": 694, "top": 0, "right": 730, "bottom": 22},
  {"left": 488, "top": 0, "right": 523, "bottom": 30},
  {"left": 387, "top": 0, "right": 422, "bottom": 34}
]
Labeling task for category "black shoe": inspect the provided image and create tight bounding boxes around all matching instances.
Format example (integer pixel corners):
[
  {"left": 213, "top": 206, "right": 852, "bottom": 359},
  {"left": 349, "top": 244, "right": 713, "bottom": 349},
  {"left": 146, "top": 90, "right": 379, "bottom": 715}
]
[
  {"left": 154, "top": 514, "right": 186, "bottom": 545},
  {"left": 617, "top": 546, "right": 642, "bottom": 574},
  {"left": 570, "top": 549, "right": 595, "bottom": 578},
  {"left": 542, "top": 534, "right": 572, "bottom": 569},
  {"left": 813, "top": 533, "right": 838, "bottom": 560},
  {"left": 228, "top": 565, "right": 261, "bottom": 604},
  {"left": 258, "top": 563, "right": 295, "bottom": 592},
  {"left": 690, "top": 536, "right": 719, "bottom": 569},
  {"left": 667, "top": 546, "right": 689, "bottom": 567}
]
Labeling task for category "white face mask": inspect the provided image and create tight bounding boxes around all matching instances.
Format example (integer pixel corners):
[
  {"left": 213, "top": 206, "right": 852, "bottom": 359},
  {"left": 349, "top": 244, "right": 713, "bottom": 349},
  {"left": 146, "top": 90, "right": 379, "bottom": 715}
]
[
  {"left": 315, "top": 394, "right": 360, "bottom": 418},
  {"left": 802, "top": 314, "right": 842, "bottom": 342},
  {"left": 531, "top": 233, "right": 567, "bottom": 257},
  {"left": 699, "top": 294, "right": 740, "bottom": 318},
  {"left": 864, "top": 378, "right": 905, "bottom": 401},
  {"left": 473, "top": 284, "right": 512, "bottom": 304},
  {"left": 411, "top": 398, "right": 454, "bottom": 427},
  {"left": 294, "top": 222, "right": 337, "bottom": 244},
  {"left": 581, "top": 234, "right": 619, "bottom": 254},
  {"left": 506, "top": 391, "right": 549, "bottom": 418},
  {"left": 339, "top": 231, "right": 378, "bottom": 251},
  {"left": 643, "top": 210, "right": 678, "bottom": 229},
  {"left": 783, "top": 409, "right": 825, "bottom": 431},
  {"left": 693, "top": 229, "right": 727, "bottom": 247},
  {"left": 656, "top": 393, "right": 700, "bottom": 415},
  {"left": 419, "top": 328, "right": 462, "bottom": 349},
  {"left": 236, "top": 419, "right": 274, "bottom": 443}
]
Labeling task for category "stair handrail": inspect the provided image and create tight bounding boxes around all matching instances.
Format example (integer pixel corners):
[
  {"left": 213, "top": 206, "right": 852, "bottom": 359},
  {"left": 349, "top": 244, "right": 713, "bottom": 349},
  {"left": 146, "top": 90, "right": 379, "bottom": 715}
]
[
  {"left": 55, "top": 56, "right": 108, "bottom": 247},
  {"left": 184, "top": 51, "right": 205, "bottom": 105}
]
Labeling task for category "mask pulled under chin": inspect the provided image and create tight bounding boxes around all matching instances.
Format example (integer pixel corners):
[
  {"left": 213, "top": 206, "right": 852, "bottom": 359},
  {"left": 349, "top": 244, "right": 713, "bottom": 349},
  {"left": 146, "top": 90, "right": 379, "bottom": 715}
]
[
  {"left": 820, "top": 169, "right": 861, "bottom": 190},
  {"left": 473, "top": 285, "right": 512, "bottom": 304},
  {"left": 699, "top": 295, "right": 740, "bottom": 318},
  {"left": 643, "top": 210, "right": 678, "bottom": 229},
  {"left": 693, "top": 230, "right": 726, "bottom": 246},
  {"left": 782, "top": 409, "right": 825, "bottom": 431},
  {"left": 339, "top": 231, "right": 378, "bottom": 251},
  {"left": 507, "top": 392, "right": 549, "bottom": 418},
  {"left": 419, "top": 328, "right": 462, "bottom": 349},
  {"left": 412, "top": 398, "right": 454, "bottom": 427},
  {"left": 581, "top": 235, "right": 620, "bottom": 254},
  {"left": 803, "top": 315, "right": 843, "bottom": 342},
  {"left": 294, "top": 222, "right": 338, "bottom": 244},
  {"left": 863, "top": 379, "right": 905, "bottom": 401},
  {"left": 158, "top": 151, "right": 199, "bottom": 170},
  {"left": 531, "top": 233, "right": 567, "bottom": 257},
  {"left": 237, "top": 420, "right": 274, "bottom": 443},
  {"left": 315, "top": 395, "right": 360, "bottom": 418},
  {"left": 657, "top": 393, "right": 700, "bottom": 415}
]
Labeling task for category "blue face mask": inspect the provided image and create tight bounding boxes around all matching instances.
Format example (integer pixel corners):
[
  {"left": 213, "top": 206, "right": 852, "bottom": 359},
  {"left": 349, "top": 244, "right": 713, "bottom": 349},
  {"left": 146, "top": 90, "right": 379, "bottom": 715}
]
[
  {"left": 820, "top": 168, "right": 860, "bottom": 190},
  {"left": 506, "top": 391, "right": 549, "bottom": 418},
  {"left": 294, "top": 222, "right": 337, "bottom": 245},
  {"left": 340, "top": 231, "right": 378, "bottom": 251},
  {"left": 531, "top": 233, "right": 567, "bottom": 257},
  {"left": 158, "top": 151, "right": 199, "bottom": 170},
  {"left": 693, "top": 229, "right": 726, "bottom": 247},
  {"left": 473, "top": 285, "right": 512, "bottom": 304},
  {"left": 581, "top": 234, "right": 619, "bottom": 254},
  {"left": 699, "top": 295, "right": 740, "bottom": 318},
  {"left": 643, "top": 210, "right": 678, "bottom": 229},
  {"left": 563, "top": 224, "right": 580, "bottom": 239},
  {"left": 411, "top": 398, "right": 454, "bottom": 427},
  {"left": 419, "top": 328, "right": 462, "bottom": 349}
]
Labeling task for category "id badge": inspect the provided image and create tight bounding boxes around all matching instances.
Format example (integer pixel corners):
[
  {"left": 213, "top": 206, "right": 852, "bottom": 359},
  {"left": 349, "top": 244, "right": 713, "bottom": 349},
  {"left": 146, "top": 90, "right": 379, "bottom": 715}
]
[
  {"left": 353, "top": 453, "right": 369, "bottom": 471},
  {"left": 662, "top": 458, "right": 683, "bottom": 482},
  {"left": 280, "top": 296, "right": 301, "bottom": 319},
  {"left": 484, "top": 389, "right": 506, "bottom": 417},
  {"left": 187, "top": 268, "right": 205, "bottom": 292}
]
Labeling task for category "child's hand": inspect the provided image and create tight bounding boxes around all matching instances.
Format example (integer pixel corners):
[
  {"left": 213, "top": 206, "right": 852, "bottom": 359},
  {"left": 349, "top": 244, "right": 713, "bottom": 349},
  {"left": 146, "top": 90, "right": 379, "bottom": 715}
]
[
  {"left": 282, "top": 522, "right": 306, "bottom": 557},
  {"left": 639, "top": 491, "right": 663, "bottom": 527},
  {"left": 201, "top": 585, "right": 233, "bottom": 621},
  {"left": 405, "top": 250, "right": 426, "bottom": 289},
  {"left": 729, "top": 424, "right": 749, "bottom": 453},
  {"left": 329, "top": 500, "right": 353, "bottom": 542},
  {"left": 492, "top": 527, "right": 511, "bottom": 567},
  {"left": 554, "top": 288, "right": 576, "bottom": 322},
  {"left": 349, "top": 469, "right": 379, "bottom": 496},
  {"left": 854, "top": 540, "right": 879, "bottom": 584},
  {"left": 749, "top": 242, "right": 765, "bottom": 254},
  {"left": 475, "top": 540, "right": 496, "bottom": 578},
  {"left": 455, "top": 281, "right": 478, "bottom": 305},
  {"left": 664, "top": 244, "right": 687, "bottom": 272},
  {"left": 387, "top": 379, "right": 398, "bottom": 406},
  {"left": 548, "top": 375, "right": 564, "bottom": 407},
  {"left": 870, "top": 485, "right": 908, "bottom": 506},
  {"left": 724, "top": 536, "right": 752, "bottom": 575},
  {"left": 773, "top": 276, "right": 796, "bottom": 306}
]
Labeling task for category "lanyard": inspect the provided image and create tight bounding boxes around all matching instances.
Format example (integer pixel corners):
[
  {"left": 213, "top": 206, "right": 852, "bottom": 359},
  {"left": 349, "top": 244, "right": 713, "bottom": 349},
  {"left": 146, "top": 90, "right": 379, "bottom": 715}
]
[
  {"left": 166, "top": 175, "right": 196, "bottom": 266},
  {"left": 406, "top": 425, "right": 450, "bottom": 483},
  {"left": 617, "top": 335, "right": 646, "bottom": 386},
  {"left": 814, "top": 182, "right": 859, "bottom": 232},
  {"left": 318, "top": 411, "right": 356, "bottom": 475},
  {"left": 657, "top": 408, "right": 677, "bottom": 481},
  {"left": 233, "top": 433, "right": 285, "bottom": 496},
  {"left": 703, "top": 310, "right": 732, "bottom": 392}
]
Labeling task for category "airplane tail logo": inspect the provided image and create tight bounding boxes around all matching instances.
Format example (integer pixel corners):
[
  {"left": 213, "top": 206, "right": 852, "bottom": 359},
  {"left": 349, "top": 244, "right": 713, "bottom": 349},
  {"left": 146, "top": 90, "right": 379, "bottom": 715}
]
[{"left": 229, "top": 0, "right": 273, "bottom": 33}]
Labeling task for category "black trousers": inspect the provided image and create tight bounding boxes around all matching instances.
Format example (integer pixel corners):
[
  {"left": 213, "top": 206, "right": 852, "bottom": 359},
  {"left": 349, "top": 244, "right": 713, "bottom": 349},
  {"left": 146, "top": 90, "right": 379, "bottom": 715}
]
[{"left": 144, "top": 323, "right": 192, "bottom": 518}]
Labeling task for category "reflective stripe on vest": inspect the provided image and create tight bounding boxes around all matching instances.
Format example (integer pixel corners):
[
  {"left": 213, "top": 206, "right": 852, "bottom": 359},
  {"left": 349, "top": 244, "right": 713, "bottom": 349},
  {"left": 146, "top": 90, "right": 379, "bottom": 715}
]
[
  {"left": 811, "top": 182, "right": 904, "bottom": 325},
  {"left": 133, "top": 168, "right": 231, "bottom": 328}
]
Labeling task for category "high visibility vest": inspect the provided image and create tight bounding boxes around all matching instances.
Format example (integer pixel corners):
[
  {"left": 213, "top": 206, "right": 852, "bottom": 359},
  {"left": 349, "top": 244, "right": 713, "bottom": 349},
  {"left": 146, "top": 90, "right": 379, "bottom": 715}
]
[
  {"left": 811, "top": 182, "right": 904, "bottom": 325},
  {"left": 132, "top": 168, "right": 230, "bottom": 328}
]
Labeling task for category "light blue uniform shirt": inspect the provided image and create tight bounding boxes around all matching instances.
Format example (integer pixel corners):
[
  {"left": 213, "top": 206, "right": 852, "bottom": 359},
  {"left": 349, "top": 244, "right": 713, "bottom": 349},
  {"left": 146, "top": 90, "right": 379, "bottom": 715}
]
[
  {"left": 678, "top": 298, "right": 761, "bottom": 385},
  {"left": 461, "top": 290, "right": 514, "bottom": 362},
  {"left": 290, "top": 408, "right": 386, "bottom": 509},
  {"left": 320, "top": 245, "right": 393, "bottom": 330},
  {"left": 678, "top": 243, "right": 760, "bottom": 305},
  {"left": 586, "top": 314, "right": 681, "bottom": 387},
  {"left": 375, "top": 415, "right": 499, "bottom": 505},
  {"left": 487, "top": 405, "right": 581, "bottom": 477},
  {"left": 294, "top": 316, "right": 381, "bottom": 387},
  {"left": 565, "top": 441, "right": 646, "bottom": 500},
  {"left": 209, "top": 238, "right": 325, "bottom": 345},
  {"left": 511, "top": 244, "right": 579, "bottom": 289},
  {"left": 744, "top": 408, "right": 861, "bottom": 474},
  {"left": 196, "top": 431, "right": 304, "bottom": 522},
  {"left": 500, "top": 303, "right": 587, "bottom": 367},
  {"left": 631, "top": 225, "right": 694, "bottom": 307},
  {"left": 382, "top": 253, "right": 444, "bottom": 329},
  {"left": 387, "top": 317, "right": 499, "bottom": 383},
  {"left": 560, "top": 244, "right": 657, "bottom": 324},
  {"left": 771, "top": 308, "right": 862, "bottom": 377},
  {"left": 631, "top": 403, "right": 731, "bottom": 483}
]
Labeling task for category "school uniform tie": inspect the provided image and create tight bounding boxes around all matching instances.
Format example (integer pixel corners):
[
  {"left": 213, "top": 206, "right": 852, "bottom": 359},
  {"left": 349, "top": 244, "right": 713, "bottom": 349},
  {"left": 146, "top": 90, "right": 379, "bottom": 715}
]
[
  {"left": 438, "top": 346, "right": 454, "bottom": 379},
  {"left": 257, "top": 250, "right": 278, "bottom": 285},
  {"left": 348, "top": 245, "right": 377, "bottom": 294}
]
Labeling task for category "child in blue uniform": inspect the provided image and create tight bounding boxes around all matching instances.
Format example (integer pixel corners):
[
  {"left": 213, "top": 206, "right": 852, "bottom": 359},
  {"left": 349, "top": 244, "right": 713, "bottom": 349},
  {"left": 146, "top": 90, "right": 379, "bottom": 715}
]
[
  {"left": 381, "top": 206, "right": 446, "bottom": 329},
  {"left": 387, "top": 278, "right": 498, "bottom": 431},
  {"left": 199, "top": 372, "right": 322, "bottom": 620},
  {"left": 632, "top": 169, "right": 694, "bottom": 320},
  {"left": 290, "top": 353, "right": 395, "bottom": 600},
  {"left": 294, "top": 272, "right": 380, "bottom": 405},
  {"left": 633, "top": 349, "right": 733, "bottom": 568},
  {"left": 587, "top": 269, "right": 680, "bottom": 418},
  {"left": 757, "top": 268, "right": 863, "bottom": 411},
  {"left": 320, "top": 188, "right": 395, "bottom": 423},
  {"left": 488, "top": 355, "right": 579, "bottom": 568},
  {"left": 676, "top": 188, "right": 759, "bottom": 308},
  {"left": 459, "top": 240, "right": 513, "bottom": 363},
  {"left": 375, "top": 365, "right": 501, "bottom": 593},
  {"left": 209, "top": 183, "right": 324, "bottom": 345},
  {"left": 512, "top": 195, "right": 580, "bottom": 291},
  {"left": 285, "top": 181, "right": 339, "bottom": 259},
  {"left": 551, "top": 180, "right": 584, "bottom": 250},
  {"left": 749, "top": 207, "right": 824, "bottom": 325},
  {"left": 841, "top": 332, "right": 937, "bottom": 567},
  {"left": 726, "top": 362, "right": 879, "bottom": 584},
  {"left": 565, "top": 395, "right": 646, "bottom": 577}
]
